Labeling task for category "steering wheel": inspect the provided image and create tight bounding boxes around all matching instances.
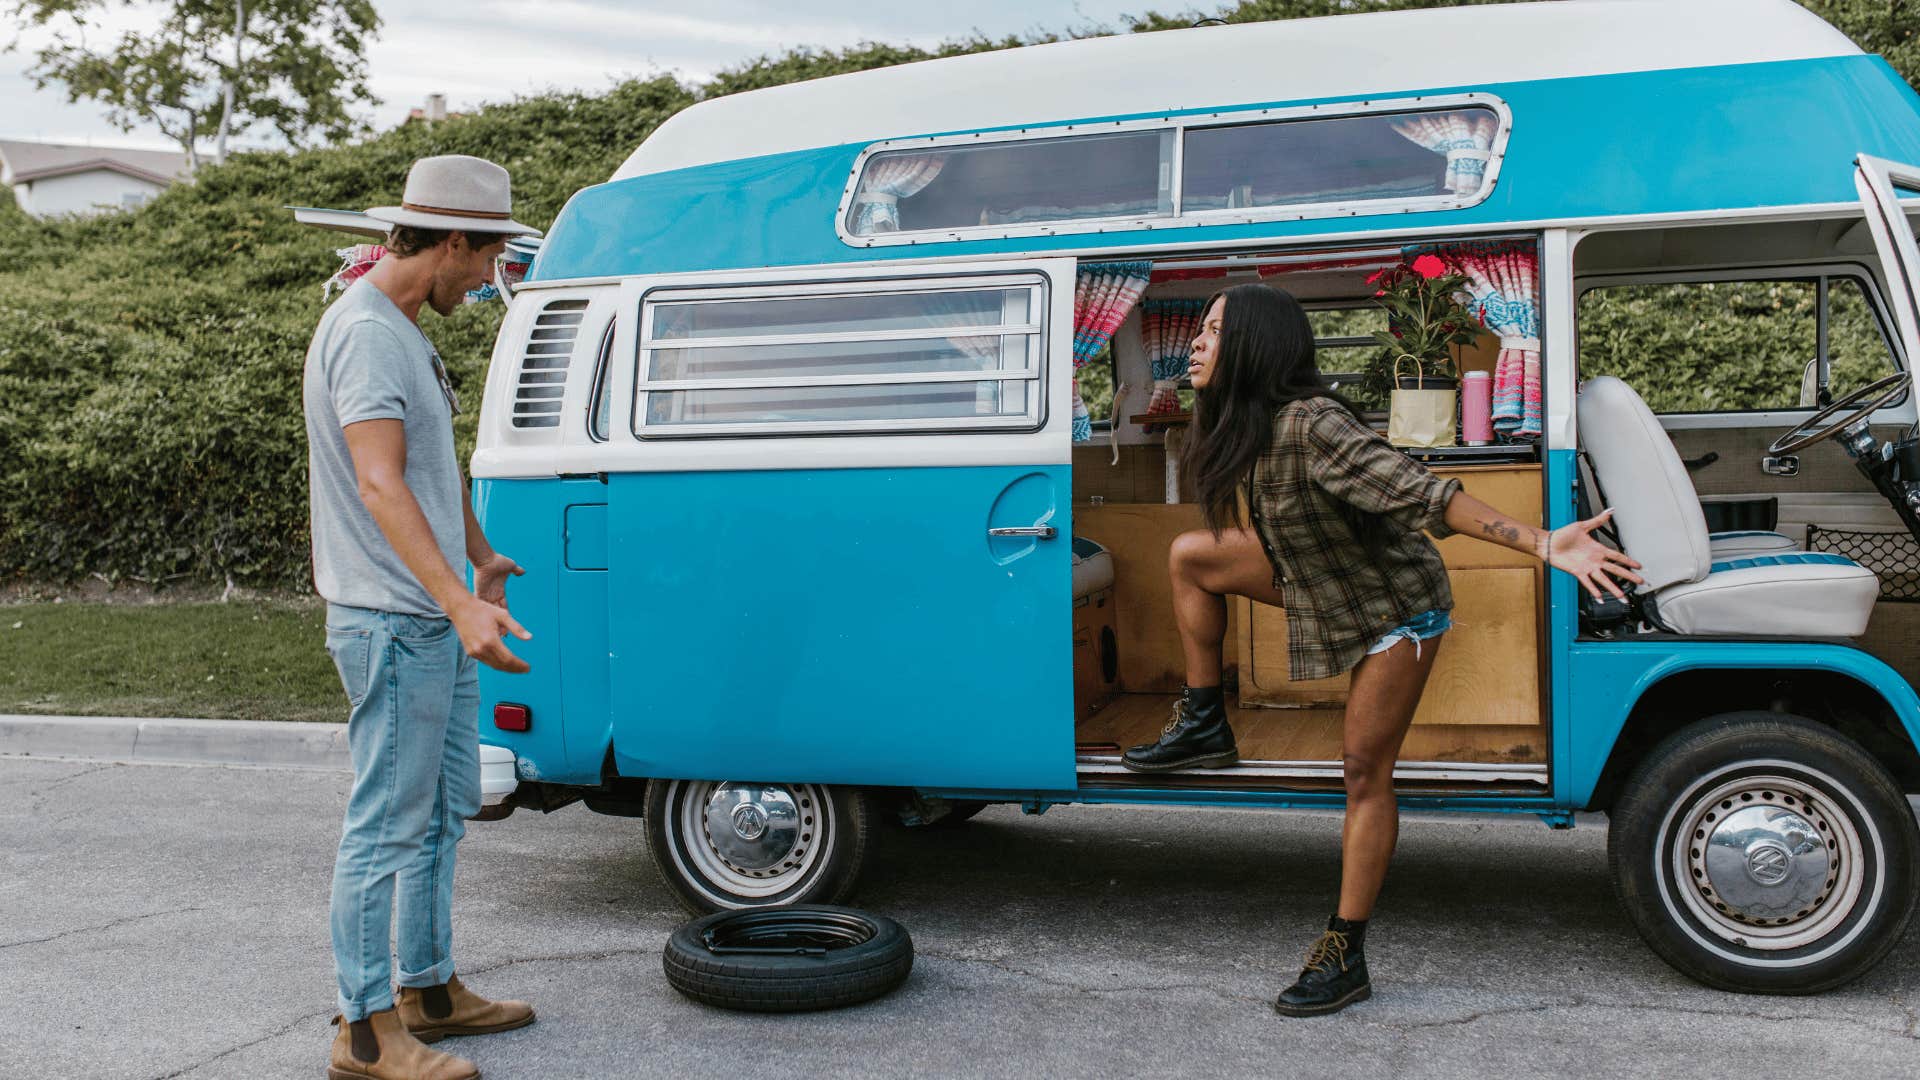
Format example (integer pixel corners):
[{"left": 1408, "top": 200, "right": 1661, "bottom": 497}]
[{"left": 1768, "top": 370, "right": 1912, "bottom": 455}]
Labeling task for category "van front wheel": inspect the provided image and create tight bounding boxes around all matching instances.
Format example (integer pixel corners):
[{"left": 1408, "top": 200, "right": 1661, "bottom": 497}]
[
  {"left": 1608, "top": 711, "right": 1919, "bottom": 993},
  {"left": 645, "top": 779, "right": 871, "bottom": 914}
]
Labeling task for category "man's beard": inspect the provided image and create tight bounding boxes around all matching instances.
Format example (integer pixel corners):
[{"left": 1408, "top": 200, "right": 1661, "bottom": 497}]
[{"left": 427, "top": 283, "right": 462, "bottom": 317}]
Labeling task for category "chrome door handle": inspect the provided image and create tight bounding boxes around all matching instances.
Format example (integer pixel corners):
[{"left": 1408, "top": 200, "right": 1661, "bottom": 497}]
[
  {"left": 1762, "top": 454, "right": 1800, "bottom": 477},
  {"left": 988, "top": 525, "right": 1058, "bottom": 540}
]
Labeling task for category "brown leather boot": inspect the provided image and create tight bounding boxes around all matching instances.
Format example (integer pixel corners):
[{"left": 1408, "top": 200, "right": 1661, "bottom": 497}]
[
  {"left": 328, "top": 1008, "right": 479, "bottom": 1080},
  {"left": 397, "top": 974, "right": 536, "bottom": 1042}
]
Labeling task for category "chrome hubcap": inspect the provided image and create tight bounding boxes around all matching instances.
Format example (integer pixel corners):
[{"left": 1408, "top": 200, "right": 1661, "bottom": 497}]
[
  {"left": 672, "top": 781, "right": 833, "bottom": 903},
  {"left": 1672, "top": 774, "right": 1865, "bottom": 951},
  {"left": 703, "top": 784, "right": 802, "bottom": 873}
]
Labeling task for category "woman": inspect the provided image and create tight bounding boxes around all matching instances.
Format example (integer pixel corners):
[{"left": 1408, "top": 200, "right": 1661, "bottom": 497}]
[{"left": 1121, "top": 284, "right": 1641, "bottom": 1017}]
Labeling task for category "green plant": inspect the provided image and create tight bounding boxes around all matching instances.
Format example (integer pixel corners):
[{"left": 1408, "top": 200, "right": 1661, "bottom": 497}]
[{"left": 1366, "top": 254, "right": 1487, "bottom": 383}]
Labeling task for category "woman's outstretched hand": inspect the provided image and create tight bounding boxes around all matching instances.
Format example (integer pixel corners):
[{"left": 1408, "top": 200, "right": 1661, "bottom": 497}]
[{"left": 1544, "top": 509, "right": 1645, "bottom": 601}]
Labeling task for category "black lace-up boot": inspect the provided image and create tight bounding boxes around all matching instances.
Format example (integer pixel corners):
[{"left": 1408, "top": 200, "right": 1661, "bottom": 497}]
[
  {"left": 1121, "top": 685, "right": 1237, "bottom": 772},
  {"left": 1274, "top": 915, "right": 1371, "bottom": 1017}
]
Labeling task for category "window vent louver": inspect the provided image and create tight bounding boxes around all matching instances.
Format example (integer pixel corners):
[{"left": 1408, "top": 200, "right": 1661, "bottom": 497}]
[{"left": 512, "top": 298, "right": 591, "bottom": 429}]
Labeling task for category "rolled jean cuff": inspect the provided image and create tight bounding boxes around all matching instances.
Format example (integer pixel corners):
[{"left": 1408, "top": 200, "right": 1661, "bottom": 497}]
[
  {"left": 396, "top": 957, "right": 457, "bottom": 988},
  {"left": 338, "top": 989, "right": 395, "bottom": 1023}
]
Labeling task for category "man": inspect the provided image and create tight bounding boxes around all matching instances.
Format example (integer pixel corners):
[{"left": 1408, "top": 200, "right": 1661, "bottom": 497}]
[{"left": 305, "top": 154, "right": 540, "bottom": 1080}]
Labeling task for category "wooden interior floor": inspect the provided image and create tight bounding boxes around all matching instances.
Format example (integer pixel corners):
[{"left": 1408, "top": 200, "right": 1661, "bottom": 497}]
[{"left": 1076, "top": 692, "right": 1549, "bottom": 765}]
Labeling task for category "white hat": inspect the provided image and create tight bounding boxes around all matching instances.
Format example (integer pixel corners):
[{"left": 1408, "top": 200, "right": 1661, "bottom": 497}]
[{"left": 364, "top": 154, "right": 541, "bottom": 237}]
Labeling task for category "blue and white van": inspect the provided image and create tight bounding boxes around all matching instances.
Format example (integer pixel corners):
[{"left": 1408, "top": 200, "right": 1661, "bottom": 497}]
[{"left": 320, "top": 0, "right": 1920, "bottom": 992}]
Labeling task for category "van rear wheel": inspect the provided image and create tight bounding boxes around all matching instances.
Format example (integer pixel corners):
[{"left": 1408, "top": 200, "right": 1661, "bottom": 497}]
[
  {"left": 645, "top": 780, "right": 871, "bottom": 914},
  {"left": 1607, "top": 711, "right": 1919, "bottom": 993}
]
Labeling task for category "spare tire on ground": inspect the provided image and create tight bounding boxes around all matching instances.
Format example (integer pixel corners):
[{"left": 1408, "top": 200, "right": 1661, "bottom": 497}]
[{"left": 663, "top": 905, "right": 913, "bottom": 1012}]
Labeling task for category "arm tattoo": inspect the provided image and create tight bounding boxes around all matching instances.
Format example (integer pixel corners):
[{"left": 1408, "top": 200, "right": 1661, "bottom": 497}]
[{"left": 1478, "top": 518, "right": 1522, "bottom": 545}]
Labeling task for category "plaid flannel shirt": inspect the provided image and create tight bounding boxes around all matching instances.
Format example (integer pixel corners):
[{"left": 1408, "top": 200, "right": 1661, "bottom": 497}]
[{"left": 1246, "top": 397, "right": 1463, "bottom": 681}]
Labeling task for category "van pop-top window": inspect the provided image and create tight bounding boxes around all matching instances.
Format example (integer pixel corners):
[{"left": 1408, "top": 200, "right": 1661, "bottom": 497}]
[
  {"left": 1182, "top": 107, "right": 1499, "bottom": 214},
  {"left": 635, "top": 275, "right": 1046, "bottom": 437},
  {"left": 842, "top": 98, "right": 1505, "bottom": 243},
  {"left": 846, "top": 130, "right": 1175, "bottom": 237}
]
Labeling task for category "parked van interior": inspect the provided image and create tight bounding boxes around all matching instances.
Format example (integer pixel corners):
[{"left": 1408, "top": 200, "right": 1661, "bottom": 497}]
[
  {"left": 1066, "top": 219, "right": 1919, "bottom": 795},
  {"left": 1066, "top": 240, "right": 1551, "bottom": 794},
  {"left": 1573, "top": 218, "right": 1918, "bottom": 679}
]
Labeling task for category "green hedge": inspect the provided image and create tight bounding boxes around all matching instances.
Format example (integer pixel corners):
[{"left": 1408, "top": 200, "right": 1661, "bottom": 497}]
[{"left": 2, "top": 0, "right": 1914, "bottom": 588}]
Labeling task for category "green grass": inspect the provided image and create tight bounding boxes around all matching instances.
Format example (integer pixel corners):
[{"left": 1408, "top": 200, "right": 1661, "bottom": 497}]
[{"left": 0, "top": 600, "right": 346, "bottom": 722}]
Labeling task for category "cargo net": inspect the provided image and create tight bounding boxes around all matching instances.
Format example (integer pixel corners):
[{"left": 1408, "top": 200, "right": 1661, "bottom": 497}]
[{"left": 1806, "top": 525, "right": 1920, "bottom": 602}]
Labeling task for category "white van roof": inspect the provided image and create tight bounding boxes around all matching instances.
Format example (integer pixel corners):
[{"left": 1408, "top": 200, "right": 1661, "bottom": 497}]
[{"left": 614, "top": 0, "right": 1860, "bottom": 182}]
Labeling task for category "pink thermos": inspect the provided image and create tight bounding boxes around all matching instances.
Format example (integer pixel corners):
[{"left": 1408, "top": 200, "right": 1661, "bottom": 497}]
[{"left": 1462, "top": 369, "right": 1493, "bottom": 445}]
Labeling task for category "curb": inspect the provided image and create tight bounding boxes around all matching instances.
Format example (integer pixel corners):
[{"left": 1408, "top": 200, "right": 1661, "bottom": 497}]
[{"left": 0, "top": 714, "right": 349, "bottom": 770}]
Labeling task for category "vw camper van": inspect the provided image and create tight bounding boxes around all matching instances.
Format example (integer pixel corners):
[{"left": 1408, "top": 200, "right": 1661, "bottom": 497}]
[{"left": 319, "top": 0, "right": 1920, "bottom": 993}]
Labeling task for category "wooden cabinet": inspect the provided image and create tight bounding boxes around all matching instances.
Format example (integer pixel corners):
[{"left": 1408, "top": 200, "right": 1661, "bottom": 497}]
[{"left": 1236, "top": 464, "right": 1544, "bottom": 727}]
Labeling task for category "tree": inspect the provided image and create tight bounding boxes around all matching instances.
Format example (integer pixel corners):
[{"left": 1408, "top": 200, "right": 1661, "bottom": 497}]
[{"left": 9, "top": 0, "right": 381, "bottom": 170}]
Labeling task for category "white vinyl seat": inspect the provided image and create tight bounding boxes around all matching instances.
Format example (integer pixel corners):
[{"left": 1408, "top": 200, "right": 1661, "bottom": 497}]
[
  {"left": 1576, "top": 376, "right": 1878, "bottom": 637},
  {"left": 1707, "top": 529, "right": 1800, "bottom": 559},
  {"left": 1072, "top": 537, "right": 1115, "bottom": 600}
]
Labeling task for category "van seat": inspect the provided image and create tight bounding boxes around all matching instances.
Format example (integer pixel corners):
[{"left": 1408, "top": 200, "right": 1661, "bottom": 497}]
[
  {"left": 1072, "top": 537, "right": 1115, "bottom": 600},
  {"left": 1707, "top": 530, "right": 1799, "bottom": 559}
]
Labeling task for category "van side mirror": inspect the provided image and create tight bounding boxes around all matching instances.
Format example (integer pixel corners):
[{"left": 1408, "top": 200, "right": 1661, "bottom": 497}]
[
  {"left": 1798, "top": 356, "right": 1820, "bottom": 408},
  {"left": 494, "top": 236, "right": 544, "bottom": 304}
]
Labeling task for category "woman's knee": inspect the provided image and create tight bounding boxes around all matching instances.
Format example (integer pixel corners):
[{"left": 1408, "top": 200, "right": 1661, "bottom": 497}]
[
  {"left": 1168, "top": 529, "right": 1215, "bottom": 580},
  {"left": 1343, "top": 749, "right": 1394, "bottom": 796}
]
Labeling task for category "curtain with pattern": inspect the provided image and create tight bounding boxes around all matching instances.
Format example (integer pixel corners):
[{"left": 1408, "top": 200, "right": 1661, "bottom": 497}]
[
  {"left": 1071, "top": 261, "right": 1153, "bottom": 442},
  {"left": 1411, "top": 240, "right": 1541, "bottom": 440},
  {"left": 1390, "top": 111, "right": 1499, "bottom": 195},
  {"left": 850, "top": 155, "right": 946, "bottom": 234},
  {"left": 1139, "top": 298, "right": 1206, "bottom": 428}
]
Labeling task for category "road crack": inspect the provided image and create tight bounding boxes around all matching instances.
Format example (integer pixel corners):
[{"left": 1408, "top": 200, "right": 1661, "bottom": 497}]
[
  {"left": 0, "top": 905, "right": 207, "bottom": 951},
  {"left": 1379, "top": 995, "right": 1920, "bottom": 1039},
  {"left": 150, "top": 1007, "right": 334, "bottom": 1080},
  {"left": 917, "top": 948, "right": 1267, "bottom": 1006},
  {"left": 25, "top": 762, "right": 118, "bottom": 799}
]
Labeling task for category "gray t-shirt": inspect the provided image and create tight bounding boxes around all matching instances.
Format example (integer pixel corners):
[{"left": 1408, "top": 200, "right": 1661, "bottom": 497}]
[{"left": 304, "top": 278, "right": 466, "bottom": 616}]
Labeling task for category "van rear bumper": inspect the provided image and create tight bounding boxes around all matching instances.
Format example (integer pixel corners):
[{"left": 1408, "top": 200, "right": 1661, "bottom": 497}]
[{"left": 479, "top": 743, "right": 519, "bottom": 808}]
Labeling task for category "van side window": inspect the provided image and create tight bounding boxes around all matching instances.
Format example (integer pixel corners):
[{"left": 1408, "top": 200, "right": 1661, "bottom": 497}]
[
  {"left": 1183, "top": 107, "right": 1499, "bottom": 214},
  {"left": 844, "top": 99, "right": 1505, "bottom": 242},
  {"left": 848, "top": 131, "right": 1174, "bottom": 237},
  {"left": 634, "top": 276, "right": 1047, "bottom": 437},
  {"left": 1576, "top": 274, "right": 1897, "bottom": 414}
]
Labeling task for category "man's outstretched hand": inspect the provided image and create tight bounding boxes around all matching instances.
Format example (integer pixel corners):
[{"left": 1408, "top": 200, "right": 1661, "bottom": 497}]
[
  {"left": 473, "top": 551, "right": 524, "bottom": 609},
  {"left": 451, "top": 594, "right": 532, "bottom": 673}
]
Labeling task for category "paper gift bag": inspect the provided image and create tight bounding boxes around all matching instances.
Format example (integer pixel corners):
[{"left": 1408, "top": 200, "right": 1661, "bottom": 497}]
[{"left": 1387, "top": 355, "right": 1458, "bottom": 448}]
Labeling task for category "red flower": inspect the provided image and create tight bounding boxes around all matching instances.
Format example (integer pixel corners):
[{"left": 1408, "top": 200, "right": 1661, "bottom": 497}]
[
  {"left": 1365, "top": 269, "right": 1386, "bottom": 284},
  {"left": 1391, "top": 328, "right": 1403, "bottom": 339},
  {"left": 1373, "top": 290, "right": 1385, "bottom": 297},
  {"left": 1411, "top": 254, "right": 1447, "bottom": 279}
]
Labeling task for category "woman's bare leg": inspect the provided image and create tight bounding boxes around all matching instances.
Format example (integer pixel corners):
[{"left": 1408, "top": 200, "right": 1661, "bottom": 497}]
[
  {"left": 1336, "top": 635, "right": 1443, "bottom": 920},
  {"left": 1167, "top": 527, "right": 1288, "bottom": 686}
]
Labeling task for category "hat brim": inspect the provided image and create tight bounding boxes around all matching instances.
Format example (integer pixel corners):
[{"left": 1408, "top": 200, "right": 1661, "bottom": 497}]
[{"left": 364, "top": 205, "right": 542, "bottom": 237}]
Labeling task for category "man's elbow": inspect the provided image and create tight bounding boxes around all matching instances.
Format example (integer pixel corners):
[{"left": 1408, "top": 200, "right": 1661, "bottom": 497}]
[{"left": 356, "top": 471, "right": 407, "bottom": 509}]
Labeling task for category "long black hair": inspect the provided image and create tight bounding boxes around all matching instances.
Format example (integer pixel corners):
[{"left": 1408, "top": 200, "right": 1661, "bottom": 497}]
[{"left": 1178, "top": 283, "right": 1372, "bottom": 536}]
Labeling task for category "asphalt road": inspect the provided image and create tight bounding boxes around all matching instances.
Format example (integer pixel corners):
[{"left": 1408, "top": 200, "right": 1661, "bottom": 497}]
[{"left": 3, "top": 756, "right": 1917, "bottom": 1079}]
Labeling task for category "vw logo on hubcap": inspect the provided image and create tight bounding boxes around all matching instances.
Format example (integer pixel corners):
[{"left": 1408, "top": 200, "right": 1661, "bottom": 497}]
[
  {"left": 731, "top": 803, "right": 770, "bottom": 841},
  {"left": 1745, "top": 840, "right": 1793, "bottom": 886}
]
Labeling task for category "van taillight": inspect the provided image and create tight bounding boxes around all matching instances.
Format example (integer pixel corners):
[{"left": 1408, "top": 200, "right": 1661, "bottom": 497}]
[{"left": 494, "top": 703, "right": 531, "bottom": 732}]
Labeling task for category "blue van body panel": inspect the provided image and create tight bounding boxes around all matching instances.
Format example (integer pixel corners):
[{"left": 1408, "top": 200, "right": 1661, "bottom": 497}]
[
  {"left": 532, "top": 57, "right": 1920, "bottom": 283},
  {"left": 473, "top": 477, "right": 612, "bottom": 786},
  {"left": 1544, "top": 449, "right": 1581, "bottom": 809},
  {"left": 1564, "top": 641, "right": 1920, "bottom": 810},
  {"left": 603, "top": 465, "right": 1076, "bottom": 791}
]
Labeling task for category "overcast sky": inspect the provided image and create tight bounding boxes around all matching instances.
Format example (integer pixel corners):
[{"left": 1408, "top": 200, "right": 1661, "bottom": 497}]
[{"left": 1, "top": 0, "right": 1171, "bottom": 151}]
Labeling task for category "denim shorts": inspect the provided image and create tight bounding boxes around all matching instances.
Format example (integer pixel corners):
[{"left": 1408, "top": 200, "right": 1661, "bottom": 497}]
[{"left": 1365, "top": 607, "right": 1452, "bottom": 658}]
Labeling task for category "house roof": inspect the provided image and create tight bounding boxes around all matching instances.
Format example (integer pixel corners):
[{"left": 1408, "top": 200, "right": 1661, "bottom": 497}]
[
  {"left": 0, "top": 139, "right": 191, "bottom": 186},
  {"left": 614, "top": 0, "right": 1863, "bottom": 181}
]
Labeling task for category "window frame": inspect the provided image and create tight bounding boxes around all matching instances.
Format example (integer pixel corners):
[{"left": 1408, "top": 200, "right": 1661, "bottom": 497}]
[
  {"left": 1574, "top": 263, "right": 1909, "bottom": 428},
  {"left": 837, "top": 92, "right": 1510, "bottom": 248},
  {"left": 629, "top": 272, "right": 1052, "bottom": 439}
]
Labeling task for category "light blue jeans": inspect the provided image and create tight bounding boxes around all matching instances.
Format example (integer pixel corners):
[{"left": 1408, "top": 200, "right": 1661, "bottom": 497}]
[
  {"left": 1364, "top": 607, "right": 1453, "bottom": 660},
  {"left": 324, "top": 603, "right": 480, "bottom": 1022}
]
